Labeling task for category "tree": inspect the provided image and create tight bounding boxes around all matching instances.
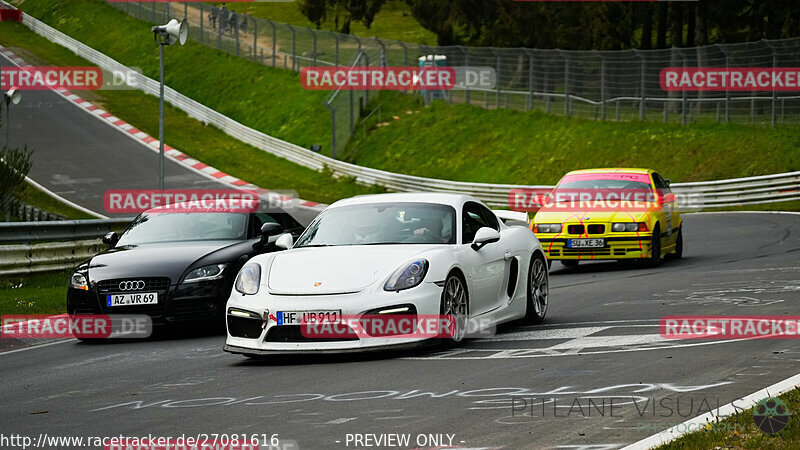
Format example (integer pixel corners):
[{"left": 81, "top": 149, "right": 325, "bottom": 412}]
[{"left": 298, "top": 0, "right": 387, "bottom": 32}]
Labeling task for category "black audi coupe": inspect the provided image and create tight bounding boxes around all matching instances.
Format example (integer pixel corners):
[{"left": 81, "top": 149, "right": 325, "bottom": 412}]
[{"left": 67, "top": 205, "right": 305, "bottom": 326}]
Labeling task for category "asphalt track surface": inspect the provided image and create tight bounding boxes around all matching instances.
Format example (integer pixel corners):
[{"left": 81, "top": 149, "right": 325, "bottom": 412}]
[
  {"left": 1, "top": 216, "right": 799, "bottom": 449},
  {"left": 0, "top": 51, "right": 318, "bottom": 225},
  {"left": 3, "top": 44, "right": 800, "bottom": 450}
]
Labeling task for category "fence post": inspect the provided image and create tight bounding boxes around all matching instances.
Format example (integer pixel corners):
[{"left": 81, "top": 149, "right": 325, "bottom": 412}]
[
  {"left": 235, "top": 14, "right": 240, "bottom": 57},
  {"left": 638, "top": 52, "right": 646, "bottom": 120},
  {"left": 599, "top": 55, "right": 606, "bottom": 120},
  {"left": 253, "top": 16, "right": 258, "bottom": 62},
  {"left": 199, "top": 3, "right": 204, "bottom": 45},
  {"left": 184, "top": 3, "right": 187, "bottom": 21},
  {"left": 217, "top": 10, "right": 223, "bottom": 50},
  {"left": 374, "top": 37, "right": 386, "bottom": 67},
  {"left": 723, "top": 50, "right": 731, "bottom": 122},
  {"left": 464, "top": 47, "right": 471, "bottom": 105},
  {"left": 772, "top": 47, "right": 778, "bottom": 127},
  {"left": 495, "top": 50, "right": 501, "bottom": 108},
  {"left": 324, "top": 101, "right": 336, "bottom": 159},
  {"left": 363, "top": 51, "right": 370, "bottom": 104},
  {"left": 312, "top": 29, "right": 318, "bottom": 67},
  {"left": 287, "top": 25, "right": 297, "bottom": 71},
  {"left": 526, "top": 50, "right": 533, "bottom": 111},
  {"left": 681, "top": 54, "right": 688, "bottom": 125},
  {"left": 329, "top": 31, "right": 339, "bottom": 66},
  {"left": 270, "top": 20, "right": 277, "bottom": 67},
  {"left": 400, "top": 42, "right": 408, "bottom": 66},
  {"left": 563, "top": 54, "right": 571, "bottom": 117}
]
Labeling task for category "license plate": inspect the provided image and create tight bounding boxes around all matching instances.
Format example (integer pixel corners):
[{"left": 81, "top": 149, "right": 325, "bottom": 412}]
[
  {"left": 106, "top": 292, "right": 158, "bottom": 307},
  {"left": 568, "top": 238, "right": 605, "bottom": 248},
  {"left": 276, "top": 310, "right": 341, "bottom": 325}
]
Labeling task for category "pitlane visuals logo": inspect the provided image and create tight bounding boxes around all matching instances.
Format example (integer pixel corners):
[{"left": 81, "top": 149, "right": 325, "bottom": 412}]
[{"left": 752, "top": 397, "right": 790, "bottom": 434}]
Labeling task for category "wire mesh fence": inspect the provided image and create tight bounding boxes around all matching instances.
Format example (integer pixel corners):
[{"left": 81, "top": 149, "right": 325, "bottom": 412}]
[{"left": 109, "top": 1, "right": 800, "bottom": 157}]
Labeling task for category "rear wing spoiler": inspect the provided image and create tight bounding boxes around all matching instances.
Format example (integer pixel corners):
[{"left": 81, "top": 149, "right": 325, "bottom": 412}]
[{"left": 493, "top": 210, "right": 530, "bottom": 226}]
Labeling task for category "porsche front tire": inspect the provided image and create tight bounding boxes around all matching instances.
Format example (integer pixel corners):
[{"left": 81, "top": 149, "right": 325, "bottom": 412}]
[
  {"left": 440, "top": 273, "right": 469, "bottom": 344},
  {"left": 525, "top": 253, "right": 549, "bottom": 324}
]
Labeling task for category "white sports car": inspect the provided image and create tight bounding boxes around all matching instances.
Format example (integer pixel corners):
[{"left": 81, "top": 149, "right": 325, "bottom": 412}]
[{"left": 223, "top": 193, "right": 549, "bottom": 355}]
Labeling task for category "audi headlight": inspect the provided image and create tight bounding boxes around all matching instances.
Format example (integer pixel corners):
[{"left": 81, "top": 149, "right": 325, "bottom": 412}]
[
  {"left": 70, "top": 272, "right": 89, "bottom": 290},
  {"left": 234, "top": 263, "right": 261, "bottom": 295},
  {"left": 533, "top": 223, "right": 562, "bottom": 234},
  {"left": 612, "top": 223, "right": 648, "bottom": 232},
  {"left": 384, "top": 259, "right": 428, "bottom": 292},
  {"left": 183, "top": 264, "right": 227, "bottom": 283}
]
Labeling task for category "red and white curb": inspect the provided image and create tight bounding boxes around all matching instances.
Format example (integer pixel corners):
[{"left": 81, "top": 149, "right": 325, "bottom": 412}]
[{"left": 0, "top": 45, "right": 323, "bottom": 210}]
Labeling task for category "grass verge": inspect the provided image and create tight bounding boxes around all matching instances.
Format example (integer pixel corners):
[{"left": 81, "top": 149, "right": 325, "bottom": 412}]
[
  {"left": 0, "top": 270, "right": 70, "bottom": 315},
  {"left": 0, "top": 20, "right": 382, "bottom": 204},
  {"left": 15, "top": 181, "right": 97, "bottom": 220},
  {"left": 223, "top": 0, "right": 437, "bottom": 45},
  {"left": 656, "top": 388, "right": 800, "bottom": 449},
  {"left": 346, "top": 92, "right": 800, "bottom": 185}
]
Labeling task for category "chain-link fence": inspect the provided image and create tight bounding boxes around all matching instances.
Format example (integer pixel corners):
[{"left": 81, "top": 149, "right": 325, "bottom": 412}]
[{"left": 109, "top": 1, "right": 800, "bottom": 157}]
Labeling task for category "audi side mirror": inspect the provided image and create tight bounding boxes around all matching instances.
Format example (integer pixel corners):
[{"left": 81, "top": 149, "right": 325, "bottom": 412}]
[{"left": 102, "top": 231, "right": 119, "bottom": 247}]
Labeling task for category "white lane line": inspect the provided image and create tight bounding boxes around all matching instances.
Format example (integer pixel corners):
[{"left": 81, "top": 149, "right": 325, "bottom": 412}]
[
  {"left": 325, "top": 417, "right": 357, "bottom": 425},
  {"left": 0, "top": 339, "right": 75, "bottom": 356},
  {"left": 623, "top": 371, "right": 800, "bottom": 449},
  {"left": 478, "top": 326, "right": 610, "bottom": 342}
]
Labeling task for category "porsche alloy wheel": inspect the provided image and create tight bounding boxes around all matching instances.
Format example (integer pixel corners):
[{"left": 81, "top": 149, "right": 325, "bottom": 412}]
[
  {"left": 441, "top": 274, "right": 468, "bottom": 343},
  {"left": 526, "top": 254, "right": 549, "bottom": 324}
]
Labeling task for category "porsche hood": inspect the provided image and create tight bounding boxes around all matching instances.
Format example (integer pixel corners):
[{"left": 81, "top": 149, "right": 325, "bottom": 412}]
[{"left": 267, "top": 245, "right": 438, "bottom": 295}]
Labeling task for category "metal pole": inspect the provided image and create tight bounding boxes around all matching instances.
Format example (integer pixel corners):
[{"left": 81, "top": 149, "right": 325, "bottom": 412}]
[
  {"left": 564, "top": 55, "right": 570, "bottom": 117},
  {"left": 5, "top": 99, "right": 10, "bottom": 147},
  {"left": 312, "top": 30, "right": 318, "bottom": 67},
  {"left": 527, "top": 51, "right": 533, "bottom": 111},
  {"left": 681, "top": 55, "right": 687, "bottom": 125},
  {"left": 639, "top": 53, "right": 646, "bottom": 120},
  {"left": 235, "top": 14, "right": 240, "bottom": 57},
  {"left": 495, "top": 52, "right": 501, "bottom": 108},
  {"left": 287, "top": 25, "right": 296, "bottom": 71},
  {"left": 724, "top": 54, "right": 731, "bottom": 122},
  {"left": 772, "top": 48, "right": 778, "bottom": 127},
  {"left": 271, "top": 21, "right": 277, "bottom": 67},
  {"left": 199, "top": 3, "right": 204, "bottom": 45},
  {"left": 600, "top": 57, "right": 606, "bottom": 120},
  {"left": 253, "top": 17, "right": 258, "bottom": 62},
  {"left": 465, "top": 48, "right": 471, "bottom": 105},
  {"left": 158, "top": 43, "right": 165, "bottom": 191}
]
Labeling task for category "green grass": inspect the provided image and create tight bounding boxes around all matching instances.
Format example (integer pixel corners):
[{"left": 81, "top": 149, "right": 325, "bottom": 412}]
[
  {"left": 345, "top": 92, "right": 800, "bottom": 185},
  {"left": 656, "top": 389, "right": 800, "bottom": 449},
  {"left": 0, "top": 19, "right": 382, "bottom": 204},
  {"left": 0, "top": 270, "right": 70, "bottom": 315},
  {"left": 222, "top": 0, "right": 437, "bottom": 45},
  {"left": 15, "top": 181, "right": 96, "bottom": 220}
]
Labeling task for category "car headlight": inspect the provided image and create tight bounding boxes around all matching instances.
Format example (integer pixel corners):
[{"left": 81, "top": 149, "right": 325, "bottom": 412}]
[
  {"left": 234, "top": 263, "right": 261, "bottom": 295},
  {"left": 70, "top": 272, "right": 89, "bottom": 290},
  {"left": 612, "top": 222, "right": 649, "bottom": 232},
  {"left": 384, "top": 259, "right": 428, "bottom": 292},
  {"left": 183, "top": 264, "right": 227, "bottom": 283},
  {"left": 533, "top": 223, "right": 562, "bottom": 234}
]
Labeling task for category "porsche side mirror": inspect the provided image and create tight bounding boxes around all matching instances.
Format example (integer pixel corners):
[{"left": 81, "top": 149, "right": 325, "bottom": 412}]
[
  {"left": 275, "top": 233, "right": 293, "bottom": 250},
  {"left": 102, "top": 231, "right": 119, "bottom": 247},
  {"left": 471, "top": 227, "right": 500, "bottom": 251}
]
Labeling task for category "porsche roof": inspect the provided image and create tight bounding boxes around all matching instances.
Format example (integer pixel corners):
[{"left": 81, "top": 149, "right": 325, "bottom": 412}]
[{"left": 328, "top": 192, "right": 479, "bottom": 209}]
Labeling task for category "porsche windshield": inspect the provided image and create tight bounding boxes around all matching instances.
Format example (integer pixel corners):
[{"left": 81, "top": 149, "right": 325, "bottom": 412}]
[
  {"left": 116, "top": 212, "right": 248, "bottom": 245},
  {"left": 295, "top": 203, "right": 457, "bottom": 247}
]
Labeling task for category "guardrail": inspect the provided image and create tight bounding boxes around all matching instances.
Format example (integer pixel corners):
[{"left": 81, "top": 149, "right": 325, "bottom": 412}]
[
  {"left": 13, "top": 8, "right": 800, "bottom": 210},
  {"left": 0, "top": 239, "right": 108, "bottom": 276},
  {"left": 0, "top": 219, "right": 131, "bottom": 244}
]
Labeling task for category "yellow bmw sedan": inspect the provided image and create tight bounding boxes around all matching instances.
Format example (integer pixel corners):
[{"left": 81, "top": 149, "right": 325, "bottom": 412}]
[{"left": 532, "top": 168, "right": 682, "bottom": 267}]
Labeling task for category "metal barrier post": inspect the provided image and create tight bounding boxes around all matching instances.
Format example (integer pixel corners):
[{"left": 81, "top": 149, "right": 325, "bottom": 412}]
[{"left": 599, "top": 55, "right": 606, "bottom": 120}]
